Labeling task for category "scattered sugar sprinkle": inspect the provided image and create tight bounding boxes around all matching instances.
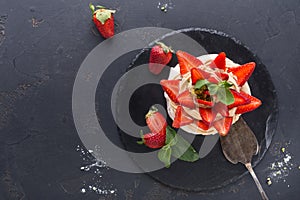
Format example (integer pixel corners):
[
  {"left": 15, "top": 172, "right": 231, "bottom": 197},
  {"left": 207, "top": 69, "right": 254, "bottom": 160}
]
[
  {"left": 76, "top": 145, "right": 117, "bottom": 196},
  {"left": 81, "top": 188, "right": 86, "bottom": 194},
  {"left": 266, "top": 142, "right": 298, "bottom": 188},
  {"left": 157, "top": 1, "right": 175, "bottom": 12},
  {"left": 266, "top": 177, "right": 272, "bottom": 186}
]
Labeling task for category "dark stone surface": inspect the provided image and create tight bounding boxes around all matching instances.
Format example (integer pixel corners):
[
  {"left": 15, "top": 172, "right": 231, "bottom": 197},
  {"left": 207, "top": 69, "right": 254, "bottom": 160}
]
[{"left": 0, "top": 0, "right": 299, "bottom": 199}]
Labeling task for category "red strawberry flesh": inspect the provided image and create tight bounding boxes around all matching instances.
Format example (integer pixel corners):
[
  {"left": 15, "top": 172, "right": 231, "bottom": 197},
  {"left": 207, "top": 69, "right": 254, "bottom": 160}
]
[
  {"left": 235, "top": 92, "right": 262, "bottom": 114},
  {"left": 213, "top": 102, "right": 229, "bottom": 117},
  {"left": 197, "top": 120, "right": 210, "bottom": 130},
  {"left": 172, "top": 106, "right": 194, "bottom": 128},
  {"left": 213, "top": 117, "right": 233, "bottom": 136},
  {"left": 210, "top": 52, "right": 226, "bottom": 70},
  {"left": 199, "top": 107, "right": 217, "bottom": 125},
  {"left": 176, "top": 50, "right": 203, "bottom": 76},
  {"left": 177, "top": 90, "right": 195, "bottom": 108},
  {"left": 143, "top": 132, "right": 166, "bottom": 149},
  {"left": 160, "top": 79, "right": 180, "bottom": 104},
  {"left": 228, "top": 89, "right": 250, "bottom": 109},
  {"left": 145, "top": 106, "right": 167, "bottom": 135},
  {"left": 227, "top": 62, "right": 256, "bottom": 86}
]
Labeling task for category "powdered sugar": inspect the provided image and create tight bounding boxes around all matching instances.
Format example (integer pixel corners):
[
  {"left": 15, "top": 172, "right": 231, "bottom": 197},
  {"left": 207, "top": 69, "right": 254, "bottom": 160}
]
[
  {"left": 266, "top": 141, "right": 298, "bottom": 187},
  {"left": 76, "top": 145, "right": 117, "bottom": 196}
]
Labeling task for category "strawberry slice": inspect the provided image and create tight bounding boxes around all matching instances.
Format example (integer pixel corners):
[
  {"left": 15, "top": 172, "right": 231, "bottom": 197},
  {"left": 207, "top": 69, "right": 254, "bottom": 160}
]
[
  {"left": 227, "top": 89, "right": 250, "bottom": 109},
  {"left": 191, "top": 68, "right": 204, "bottom": 84},
  {"left": 210, "top": 52, "right": 226, "bottom": 70},
  {"left": 177, "top": 90, "right": 195, "bottom": 109},
  {"left": 206, "top": 72, "right": 228, "bottom": 84},
  {"left": 196, "top": 120, "right": 210, "bottom": 130},
  {"left": 213, "top": 102, "right": 229, "bottom": 117},
  {"left": 140, "top": 132, "right": 166, "bottom": 149},
  {"left": 160, "top": 79, "right": 180, "bottom": 103},
  {"left": 207, "top": 76, "right": 220, "bottom": 84},
  {"left": 215, "top": 71, "right": 229, "bottom": 81},
  {"left": 199, "top": 107, "right": 217, "bottom": 125},
  {"left": 190, "top": 67, "right": 211, "bottom": 84},
  {"left": 172, "top": 106, "right": 194, "bottom": 128},
  {"left": 145, "top": 106, "right": 167, "bottom": 135},
  {"left": 176, "top": 50, "right": 203, "bottom": 76},
  {"left": 227, "top": 62, "right": 256, "bottom": 86},
  {"left": 197, "top": 99, "right": 214, "bottom": 107},
  {"left": 235, "top": 92, "right": 262, "bottom": 114},
  {"left": 213, "top": 117, "right": 233, "bottom": 136}
]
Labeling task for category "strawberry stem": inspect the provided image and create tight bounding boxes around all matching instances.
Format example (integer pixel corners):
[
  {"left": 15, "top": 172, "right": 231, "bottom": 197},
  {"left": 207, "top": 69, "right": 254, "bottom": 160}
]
[
  {"left": 89, "top": 3, "right": 95, "bottom": 14},
  {"left": 145, "top": 106, "right": 158, "bottom": 119},
  {"left": 137, "top": 130, "right": 145, "bottom": 145},
  {"left": 155, "top": 42, "right": 173, "bottom": 54}
]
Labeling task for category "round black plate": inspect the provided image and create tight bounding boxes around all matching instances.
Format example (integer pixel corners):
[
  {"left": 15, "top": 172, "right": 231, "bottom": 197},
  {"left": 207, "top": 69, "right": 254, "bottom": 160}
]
[{"left": 97, "top": 28, "right": 278, "bottom": 192}]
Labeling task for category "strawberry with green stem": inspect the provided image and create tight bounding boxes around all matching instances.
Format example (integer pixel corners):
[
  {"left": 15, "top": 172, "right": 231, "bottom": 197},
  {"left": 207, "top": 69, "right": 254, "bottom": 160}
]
[
  {"left": 149, "top": 42, "right": 173, "bottom": 75},
  {"left": 89, "top": 3, "right": 116, "bottom": 39}
]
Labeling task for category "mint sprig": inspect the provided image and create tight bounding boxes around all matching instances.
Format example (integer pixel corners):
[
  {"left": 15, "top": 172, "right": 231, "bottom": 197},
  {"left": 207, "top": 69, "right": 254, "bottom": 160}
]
[
  {"left": 194, "top": 79, "right": 234, "bottom": 105},
  {"left": 158, "top": 126, "right": 199, "bottom": 168}
]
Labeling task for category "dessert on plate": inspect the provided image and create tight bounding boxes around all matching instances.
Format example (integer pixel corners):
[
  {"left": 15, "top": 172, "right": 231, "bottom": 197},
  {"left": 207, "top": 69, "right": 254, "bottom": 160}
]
[{"left": 160, "top": 51, "right": 262, "bottom": 136}]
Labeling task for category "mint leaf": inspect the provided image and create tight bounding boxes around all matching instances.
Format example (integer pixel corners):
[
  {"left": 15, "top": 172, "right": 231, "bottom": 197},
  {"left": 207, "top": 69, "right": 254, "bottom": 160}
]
[
  {"left": 207, "top": 83, "right": 219, "bottom": 95},
  {"left": 171, "top": 134, "right": 199, "bottom": 162},
  {"left": 194, "top": 79, "right": 210, "bottom": 89},
  {"left": 173, "top": 145, "right": 200, "bottom": 162},
  {"left": 217, "top": 88, "right": 234, "bottom": 105},
  {"left": 166, "top": 126, "right": 177, "bottom": 146},
  {"left": 158, "top": 145, "right": 172, "bottom": 168},
  {"left": 219, "top": 80, "right": 233, "bottom": 88}
]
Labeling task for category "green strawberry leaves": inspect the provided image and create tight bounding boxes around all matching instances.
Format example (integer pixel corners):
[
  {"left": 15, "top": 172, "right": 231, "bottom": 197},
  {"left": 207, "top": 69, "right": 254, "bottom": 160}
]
[
  {"left": 158, "top": 126, "right": 199, "bottom": 168},
  {"left": 89, "top": 3, "right": 116, "bottom": 24},
  {"left": 195, "top": 79, "right": 234, "bottom": 105},
  {"left": 95, "top": 9, "right": 116, "bottom": 24},
  {"left": 155, "top": 42, "right": 173, "bottom": 54},
  {"left": 158, "top": 145, "right": 172, "bottom": 168}
]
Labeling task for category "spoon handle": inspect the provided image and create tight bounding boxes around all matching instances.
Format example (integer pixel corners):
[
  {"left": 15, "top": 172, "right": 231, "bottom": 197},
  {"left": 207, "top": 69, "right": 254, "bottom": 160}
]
[{"left": 245, "top": 163, "right": 269, "bottom": 200}]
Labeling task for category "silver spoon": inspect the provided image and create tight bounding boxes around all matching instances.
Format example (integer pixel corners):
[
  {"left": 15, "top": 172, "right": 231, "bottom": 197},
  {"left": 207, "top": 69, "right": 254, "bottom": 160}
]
[{"left": 220, "top": 118, "right": 269, "bottom": 200}]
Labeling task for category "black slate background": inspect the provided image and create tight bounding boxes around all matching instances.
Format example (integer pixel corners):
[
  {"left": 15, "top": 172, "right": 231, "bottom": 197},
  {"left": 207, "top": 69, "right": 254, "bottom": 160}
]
[{"left": 0, "top": 0, "right": 299, "bottom": 199}]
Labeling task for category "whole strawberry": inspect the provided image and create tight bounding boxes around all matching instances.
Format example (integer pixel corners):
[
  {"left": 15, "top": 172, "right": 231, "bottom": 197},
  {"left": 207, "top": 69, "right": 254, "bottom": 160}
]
[
  {"left": 137, "top": 132, "right": 166, "bottom": 149},
  {"left": 149, "top": 42, "right": 173, "bottom": 75},
  {"left": 89, "top": 3, "right": 116, "bottom": 39}
]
